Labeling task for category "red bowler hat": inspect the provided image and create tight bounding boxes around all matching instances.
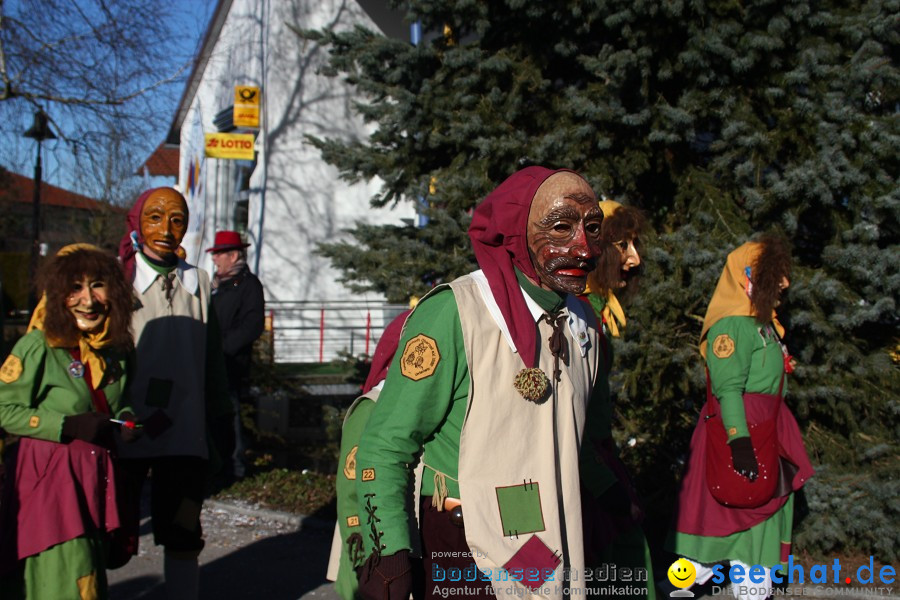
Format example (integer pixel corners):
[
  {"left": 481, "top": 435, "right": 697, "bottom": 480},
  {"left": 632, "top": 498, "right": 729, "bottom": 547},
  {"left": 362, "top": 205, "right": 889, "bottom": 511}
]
[{"left": 206, "top": 230, "right": 251, "bottom": 253}]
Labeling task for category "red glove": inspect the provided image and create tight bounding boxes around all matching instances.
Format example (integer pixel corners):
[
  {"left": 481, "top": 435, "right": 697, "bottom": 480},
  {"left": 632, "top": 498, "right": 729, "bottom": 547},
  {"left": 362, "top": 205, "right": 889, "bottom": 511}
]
[{"left": 357, "top": 550, "right": 412, "bottom": 600}]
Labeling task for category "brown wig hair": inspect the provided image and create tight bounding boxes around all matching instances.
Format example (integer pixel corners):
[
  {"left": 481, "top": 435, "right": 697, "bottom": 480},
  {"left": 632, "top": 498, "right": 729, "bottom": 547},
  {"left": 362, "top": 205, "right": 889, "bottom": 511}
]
[
  {"left": 750, "top": 232, "right": 792, "bottom": 324},
  {"left": 590, "top": 205, "right": 648, "bottom": 299},
  {"left": 37, "top": 248, "right": 134, "bottom": 351}
]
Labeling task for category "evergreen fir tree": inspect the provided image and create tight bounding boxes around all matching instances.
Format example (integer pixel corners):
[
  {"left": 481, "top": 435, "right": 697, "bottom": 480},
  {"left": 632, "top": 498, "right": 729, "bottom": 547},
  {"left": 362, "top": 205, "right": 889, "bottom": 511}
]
[{"left": 298, "top": 0, "right": 899, "bottom": 559}]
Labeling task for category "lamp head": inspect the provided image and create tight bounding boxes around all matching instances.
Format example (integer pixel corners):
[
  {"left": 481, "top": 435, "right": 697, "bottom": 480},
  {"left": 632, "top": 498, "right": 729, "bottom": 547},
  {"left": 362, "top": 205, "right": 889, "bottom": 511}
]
[{"left": 24, "top": 110, "right": 56, "bottom": 142}]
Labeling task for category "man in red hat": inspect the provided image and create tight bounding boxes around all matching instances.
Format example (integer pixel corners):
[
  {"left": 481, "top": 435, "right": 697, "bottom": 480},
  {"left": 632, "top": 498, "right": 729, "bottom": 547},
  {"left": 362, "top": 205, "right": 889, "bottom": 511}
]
[
  {"left": 354, "top": 167, "right": 610, "bottom": 600},
  {"left": 206, "top": 230, "right": 265, "bottom": 483}
]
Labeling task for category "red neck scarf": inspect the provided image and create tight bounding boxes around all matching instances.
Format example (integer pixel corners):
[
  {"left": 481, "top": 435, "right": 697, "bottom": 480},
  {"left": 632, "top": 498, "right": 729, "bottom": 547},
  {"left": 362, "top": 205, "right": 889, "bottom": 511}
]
[{"left": 467, "top": 166, "right": 577, "bottom": 368}]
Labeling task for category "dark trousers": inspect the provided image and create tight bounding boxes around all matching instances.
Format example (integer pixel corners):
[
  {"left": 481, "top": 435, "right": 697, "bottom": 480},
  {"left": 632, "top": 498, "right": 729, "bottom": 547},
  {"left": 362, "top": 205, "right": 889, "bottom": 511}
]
[
  {"left": 420, "top": 498, "right": 495, "bottom": 600},
  {"left": 118, "top": 456, "right": 208, "bottom": 558}
]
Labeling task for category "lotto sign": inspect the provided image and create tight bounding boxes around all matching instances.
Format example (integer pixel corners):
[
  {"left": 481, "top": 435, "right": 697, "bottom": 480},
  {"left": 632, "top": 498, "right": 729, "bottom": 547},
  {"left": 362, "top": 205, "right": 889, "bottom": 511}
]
[
  {"left": 233, "top": 85, "right": 260, "bottom": 128},
  {"left": 205, "top": 133, "right": 255, "bottom": 160}
]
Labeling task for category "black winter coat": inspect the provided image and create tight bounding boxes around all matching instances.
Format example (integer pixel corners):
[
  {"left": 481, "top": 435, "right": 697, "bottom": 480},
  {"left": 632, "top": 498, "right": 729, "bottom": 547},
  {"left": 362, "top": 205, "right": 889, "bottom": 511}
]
[{"left": 211, "top": 266, "right": 265, "bottom": 392}]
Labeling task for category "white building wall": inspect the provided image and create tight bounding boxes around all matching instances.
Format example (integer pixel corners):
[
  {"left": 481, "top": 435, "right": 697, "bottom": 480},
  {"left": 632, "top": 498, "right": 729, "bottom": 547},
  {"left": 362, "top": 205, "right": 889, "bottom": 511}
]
[{"left": 176, "top": 0, "right": 415, "bottom": 362}]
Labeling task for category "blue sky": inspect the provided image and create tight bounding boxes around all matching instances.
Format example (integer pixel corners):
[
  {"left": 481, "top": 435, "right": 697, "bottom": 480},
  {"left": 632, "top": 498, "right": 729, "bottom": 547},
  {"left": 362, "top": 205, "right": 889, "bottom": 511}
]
[{"left": 0, "top": 0, "right": 216, "bottom": 200}]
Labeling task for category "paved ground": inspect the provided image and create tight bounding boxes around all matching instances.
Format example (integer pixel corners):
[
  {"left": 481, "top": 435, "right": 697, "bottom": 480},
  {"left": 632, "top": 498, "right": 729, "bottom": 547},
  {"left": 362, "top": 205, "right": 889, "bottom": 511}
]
[
  {"left": 107, "top": 497, "right": 341, "bottom": 600},
  {"left": 106, "top": 494, "right": 891, "bottom": 600}
]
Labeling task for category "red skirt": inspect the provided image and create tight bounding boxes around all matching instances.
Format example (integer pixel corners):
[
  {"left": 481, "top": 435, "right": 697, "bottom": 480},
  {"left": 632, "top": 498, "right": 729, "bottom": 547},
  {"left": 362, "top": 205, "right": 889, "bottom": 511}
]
[
  {"left": 674, "top": 392, "right": 814, "bottom": 537},
  {"left": 0, "top": 437, "right": 121, "bottom": 574}
]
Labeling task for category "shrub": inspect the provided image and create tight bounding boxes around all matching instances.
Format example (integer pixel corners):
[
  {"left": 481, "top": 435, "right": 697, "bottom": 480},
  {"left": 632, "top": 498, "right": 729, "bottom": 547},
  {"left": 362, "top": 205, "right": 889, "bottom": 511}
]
[
  {"left": 794, "top": 463, "right": 900, "bottom": 563},
  {"left": 214, "top": 468, "right": 336, "bottom": 519}
]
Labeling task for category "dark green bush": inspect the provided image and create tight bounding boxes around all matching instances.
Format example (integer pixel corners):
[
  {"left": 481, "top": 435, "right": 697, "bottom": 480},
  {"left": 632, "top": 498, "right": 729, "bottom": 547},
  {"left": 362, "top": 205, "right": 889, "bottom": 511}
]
[
  {"left": 215, "top": 468, "right": 336, "bottom": 518},
  {"left": 794, "top": 463, "right": 900, "bottom": 563}
]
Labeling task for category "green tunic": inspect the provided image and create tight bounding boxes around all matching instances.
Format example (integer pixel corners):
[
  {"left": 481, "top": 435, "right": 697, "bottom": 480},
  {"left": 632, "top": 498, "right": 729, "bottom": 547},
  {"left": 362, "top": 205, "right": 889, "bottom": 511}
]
[
  {"left": 0, "top": 330, "right": 132, "bottom": 440},
  {"left": 332, "top": 392, "right": 377, "bottom": 600},
  {"left": 670, "top": 316, "right": 793, "bottom": 567},
  {"left": 0, "top": 329, "right": 132, "bottom": 600},
  {"left": 356, "top": 273, "right": 586, "bottom": 557}
]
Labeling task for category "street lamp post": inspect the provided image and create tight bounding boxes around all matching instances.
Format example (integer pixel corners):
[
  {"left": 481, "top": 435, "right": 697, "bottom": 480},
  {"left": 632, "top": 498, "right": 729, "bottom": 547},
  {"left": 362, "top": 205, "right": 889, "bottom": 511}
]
[{"left": 23, "top": 110, "right": 56, "bottom": 312}]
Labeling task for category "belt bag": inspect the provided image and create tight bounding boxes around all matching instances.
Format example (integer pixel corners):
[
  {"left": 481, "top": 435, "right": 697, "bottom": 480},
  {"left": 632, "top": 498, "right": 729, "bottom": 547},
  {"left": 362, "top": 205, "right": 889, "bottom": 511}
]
[{"left": 704, "top": 370, "right": 783, "bottom": 508}]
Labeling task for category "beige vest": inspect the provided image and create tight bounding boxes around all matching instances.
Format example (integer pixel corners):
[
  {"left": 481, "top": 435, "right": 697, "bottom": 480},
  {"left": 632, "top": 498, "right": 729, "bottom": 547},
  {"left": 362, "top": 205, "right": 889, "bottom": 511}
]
[
  {"left": 119, "top": 257, "right": 212, "bottom": 459},
  {"left": 451, "top": 274, "right": 600, "bottom": 600}
]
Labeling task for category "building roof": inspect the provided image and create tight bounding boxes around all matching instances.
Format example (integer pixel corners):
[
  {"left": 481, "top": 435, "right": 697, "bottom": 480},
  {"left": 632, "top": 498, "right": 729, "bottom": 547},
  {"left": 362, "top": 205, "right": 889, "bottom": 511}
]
[
  {"left": 3, "top": 171, "right": 119, "bottom": 212},
  {"left": 137, "top": 142, "right": 180, "bottom": 176}
]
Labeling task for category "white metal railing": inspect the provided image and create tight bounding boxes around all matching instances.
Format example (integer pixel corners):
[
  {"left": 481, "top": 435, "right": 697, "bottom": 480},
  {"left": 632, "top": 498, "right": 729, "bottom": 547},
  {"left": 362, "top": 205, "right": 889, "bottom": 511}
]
[{"left": 265, "top": 300, "right": 408, "bottom": 363}]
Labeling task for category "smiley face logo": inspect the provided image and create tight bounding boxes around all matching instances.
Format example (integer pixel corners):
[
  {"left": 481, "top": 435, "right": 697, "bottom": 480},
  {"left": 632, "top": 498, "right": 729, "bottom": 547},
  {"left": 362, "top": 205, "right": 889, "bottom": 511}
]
[{"left": 667, "top": 558, "right": 697, "bottom": 589}]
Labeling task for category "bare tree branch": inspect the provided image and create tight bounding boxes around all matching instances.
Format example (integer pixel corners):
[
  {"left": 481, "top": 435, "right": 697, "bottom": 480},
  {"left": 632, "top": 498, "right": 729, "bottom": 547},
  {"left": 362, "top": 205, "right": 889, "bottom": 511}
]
[
  {"left": 0, "top": 0, "right": 212, "bottom": 201},
  {"left": 5, "top": 61, "right": 191, "bottom": 107}
]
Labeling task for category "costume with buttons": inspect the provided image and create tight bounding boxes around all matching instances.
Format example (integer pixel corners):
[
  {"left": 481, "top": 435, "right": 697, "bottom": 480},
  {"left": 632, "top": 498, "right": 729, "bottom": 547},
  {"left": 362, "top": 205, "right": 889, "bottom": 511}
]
[
  {"left": 0, "top": 246, "right": 134, "bottom": 600},
  {"left": 355, "top": 168, "right": 606, "bottom": 600},
  {"left": 669, "top": 241, "right": 814, "bottom": 600}
]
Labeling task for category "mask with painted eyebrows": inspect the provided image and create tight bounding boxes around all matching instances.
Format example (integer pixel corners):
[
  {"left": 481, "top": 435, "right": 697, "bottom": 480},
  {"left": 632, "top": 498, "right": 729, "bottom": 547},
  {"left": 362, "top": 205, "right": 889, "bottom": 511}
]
[
  {"left": 139, "top": 188, "right": 188, "bottom": 261},
  {"left": 526, "top": 172, "right": 603, "bottom": 295}
]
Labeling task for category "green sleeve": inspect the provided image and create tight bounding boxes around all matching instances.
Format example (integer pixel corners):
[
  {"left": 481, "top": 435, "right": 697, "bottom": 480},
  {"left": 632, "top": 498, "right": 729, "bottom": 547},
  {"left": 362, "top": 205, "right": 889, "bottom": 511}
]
[
  {"left": 706, "top": 317, "right": 755, "bottom": 441},
  {"left": 336, "top": 397, "right": 375, "bottom": 566},
  {"left": 333, "top": 396, "right": 377, "bottom": 600},
  {"left": 355, "top": 290, "right": 465, "bottom": 558},
  {"left": 205, "top": 306, "right": 234, "bottom": 419},
  {"left": 0, "top": 332, "right": 66, "bottom": 441}
]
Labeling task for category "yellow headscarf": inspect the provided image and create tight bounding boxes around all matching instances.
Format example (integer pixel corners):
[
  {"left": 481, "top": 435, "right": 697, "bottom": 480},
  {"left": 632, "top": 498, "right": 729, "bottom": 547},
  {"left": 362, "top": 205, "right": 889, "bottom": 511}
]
[
  {"left": 27, "top": 243, "right": 114, "bottom": 389},
  {"left": 584, "top": 200, "right": 627, "bottom": 337},
  {"left": 699, "top": 241, "right": 785, "bottom": 358}
]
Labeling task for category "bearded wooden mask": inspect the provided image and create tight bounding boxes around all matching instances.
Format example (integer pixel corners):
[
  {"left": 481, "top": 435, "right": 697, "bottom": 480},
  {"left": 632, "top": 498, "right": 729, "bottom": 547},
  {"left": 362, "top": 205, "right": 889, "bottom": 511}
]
[{"left": 525, "top": 172, "right": 603, "bottom": 295}]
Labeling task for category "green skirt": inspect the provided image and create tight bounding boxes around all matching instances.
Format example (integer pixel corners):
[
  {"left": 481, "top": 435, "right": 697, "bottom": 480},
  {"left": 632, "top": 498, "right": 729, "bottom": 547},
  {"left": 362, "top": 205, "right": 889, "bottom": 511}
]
[
  {"left": 668, "top": 494, "right": 794, "bottom": 567},
  {"left": 1, "top": 534, "right": 108, "bottom": 600}
]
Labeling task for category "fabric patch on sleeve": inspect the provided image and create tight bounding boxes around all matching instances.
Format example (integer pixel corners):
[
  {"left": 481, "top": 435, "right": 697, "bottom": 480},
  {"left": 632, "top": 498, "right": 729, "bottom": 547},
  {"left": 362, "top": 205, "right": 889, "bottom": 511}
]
[
  {"left": 400, "top": 334, "right": 441, "bottom": 381},
  {"left": 495, "top": 480, "right": 545, "bottom": 537},
  {"left": 780, "top": 541, "right": 792, "bottom": 563},
  {"left": 727, "top": 427, "right": 738, "bottom": 437},
  {"left": 77, "top": 571, "right": 98, "bottom": 600},
  {"left": 343, "top": 446, "right": 358, "bottom": 479},
  {"left": 347, "top": 515, "right": 360, "bottom": 527},
  {"left": 145, "top": 377, "right": 174, "bottom": 408},
  {"left": 142, "top": 409, "right": 173, "bottom": 439},
  {"left": 502, "top": 535, "right": 560, "bottom": 591},
  {"left": 173, "top": 498, "right": 201, "bottom": 532},
  {"left": 0, "top": 354, "right": 23, "bottom": 384},
  {"left": 361, "top": 468, "right": 376, "bottom": 482},
  {"left": 29, "top": 415, "right": 40, "bottom": 428},
  {"left": 712, "top": 334, "right": 735, "bottom": 359}
]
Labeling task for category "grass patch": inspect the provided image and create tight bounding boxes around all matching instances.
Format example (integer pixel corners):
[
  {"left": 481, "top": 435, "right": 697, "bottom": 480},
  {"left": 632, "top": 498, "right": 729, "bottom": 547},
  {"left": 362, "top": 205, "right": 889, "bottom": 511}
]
[{"left": 214, "top": 468, "right": 336, "bottom": 519}]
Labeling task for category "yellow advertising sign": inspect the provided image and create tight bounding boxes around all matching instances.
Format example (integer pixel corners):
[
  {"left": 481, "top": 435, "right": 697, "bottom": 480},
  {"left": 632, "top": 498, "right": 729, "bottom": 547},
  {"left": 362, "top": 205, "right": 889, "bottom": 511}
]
[
  {"left": 233, "top": 85, "right": 260, "bottom": 128},
  {"left": 205, "top": 133, "right": 255, "bottom": 160}
]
